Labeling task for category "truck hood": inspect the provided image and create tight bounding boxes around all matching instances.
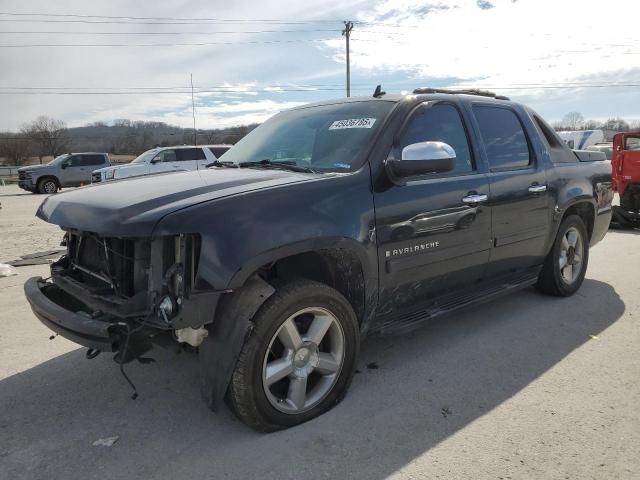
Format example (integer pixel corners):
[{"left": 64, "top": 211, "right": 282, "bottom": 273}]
[
  {"left": 37, "top": 168, "right": 319, "bottom": 236},
  {"left": 18, "top": 164, "right": 52, "bottom": 172}
]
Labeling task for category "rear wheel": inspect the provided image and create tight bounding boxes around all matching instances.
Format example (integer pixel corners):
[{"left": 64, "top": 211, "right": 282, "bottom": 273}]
[
  {"left": 536, "top": 215, "right": 589, "bottom": 296},
  {"left": 37, "top": 177, "right": 58, "bottom": 194},
  {"left": 227, "top": 279, "right": 359, "bottom": 432}
]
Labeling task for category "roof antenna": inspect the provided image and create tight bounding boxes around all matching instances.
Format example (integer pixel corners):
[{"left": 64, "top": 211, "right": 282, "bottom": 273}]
[{"left": 373, "top": 85, "right": 386, "bottom": 98}]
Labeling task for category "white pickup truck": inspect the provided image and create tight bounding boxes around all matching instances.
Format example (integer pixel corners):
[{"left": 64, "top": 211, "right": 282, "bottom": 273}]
[{"left": 91, "top": 145, "right": 231, "bottom": 183}]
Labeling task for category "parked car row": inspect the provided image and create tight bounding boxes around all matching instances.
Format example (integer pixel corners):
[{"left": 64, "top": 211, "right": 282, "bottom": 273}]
[{"left": 17, "top": 144, "right": 231, "bottom": 193}]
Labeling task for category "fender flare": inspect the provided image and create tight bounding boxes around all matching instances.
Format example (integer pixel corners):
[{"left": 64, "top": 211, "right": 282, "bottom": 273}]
[
  {"left": 546, "top": 197, "right": 596, "bottom": 252},
  {"left": 199, "top": 275, "right": 275, "bottom": 411}
]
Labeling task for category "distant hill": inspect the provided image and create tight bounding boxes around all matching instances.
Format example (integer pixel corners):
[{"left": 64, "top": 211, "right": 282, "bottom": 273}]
[
  {"left": 0, "top": 120, "right": 259, "bottom": 166},
  {"left": 68, "top": 120, "right": 258, "bottom": 154}
]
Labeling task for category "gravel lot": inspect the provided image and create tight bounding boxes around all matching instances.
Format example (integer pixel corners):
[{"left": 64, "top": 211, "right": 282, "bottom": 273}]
[{"left": 1, "top": 184, "right": 639, "bottom": 479}]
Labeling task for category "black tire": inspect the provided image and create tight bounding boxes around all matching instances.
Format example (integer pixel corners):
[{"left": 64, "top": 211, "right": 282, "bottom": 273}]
[
  {"left": 37, "top": 177, "right": 58, "bottom": 195},
  {"left": 536, "top": 214, "right": 589, "bottom": 297},
  {"left": 227, "top": 279, "right": 360, "bottom": 432}
]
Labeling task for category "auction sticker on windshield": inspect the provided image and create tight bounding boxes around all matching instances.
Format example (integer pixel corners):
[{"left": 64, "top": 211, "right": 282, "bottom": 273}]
[{"left": 329, "top": 118, "right": 376, "bottom": 130}]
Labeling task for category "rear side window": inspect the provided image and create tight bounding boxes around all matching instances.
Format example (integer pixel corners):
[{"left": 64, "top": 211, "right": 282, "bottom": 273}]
[
  {"left": 84, "top": 154, "right": 106, "bottom": 166},
  {"left": 533, "top": 115, "right": 563, "bottom": 148},
  {"left": 176, "top": 148, "right": 206, "bottom": 161},
  {"left": 208, "top": 147, "right": 230, "bottom": 158},
  {"left": 473, "top": 106, "right": 531, "bottom": 170},
  {"left": 625, "top": 137, "right": 640, "bottom": 150},
  {"left": 398, "top": 103, "right": 474, "bottom": 174}
]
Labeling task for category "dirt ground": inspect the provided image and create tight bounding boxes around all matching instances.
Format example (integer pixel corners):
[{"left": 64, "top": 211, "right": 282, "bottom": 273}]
[{"left": 0, "top": 184, "right": 639, "bottom": 479}]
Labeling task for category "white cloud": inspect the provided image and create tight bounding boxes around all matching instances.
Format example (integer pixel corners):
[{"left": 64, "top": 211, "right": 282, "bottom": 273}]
[
  {"left": 0, "top": 0, "right": 639, "bottom": 128},
  {"left": 331, "top": 0, "right": 640, "bottom": 120}
]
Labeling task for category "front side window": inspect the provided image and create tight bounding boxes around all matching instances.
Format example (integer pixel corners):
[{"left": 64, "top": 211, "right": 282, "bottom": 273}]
[
  {"left": 154, "top": 149, "right": 177, "bottom": 163},
  {"left": 67, "top": 155, "right": 83, "bottom": 167},
  {"left": 396, "top": 103, "right": 474, "bottom": 175},
  {"left": 473, "top": 106, "right": 531, "bottom": 170},
  {"left": 219, "top": 100, "right": 395, "bottom": 172}
]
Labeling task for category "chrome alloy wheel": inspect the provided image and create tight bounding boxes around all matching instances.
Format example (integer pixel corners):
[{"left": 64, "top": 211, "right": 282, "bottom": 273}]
[
  {"left": 262, "top": 307, "right": 345, "bottom": 414},
  {"left": 559, "top": 226, "right": 584, "bottom": 284},
  {"left": 43, "top": 180, "right": 57, "bottom": 194}
]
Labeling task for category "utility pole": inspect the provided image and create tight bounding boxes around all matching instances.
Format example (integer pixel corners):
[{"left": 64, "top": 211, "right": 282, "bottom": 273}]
[
  {"left": 190, "top": 73, "right": 197, "bottom": 145},
  {"left": 342, "top": 21, "right": 354, "bottom": 97}
]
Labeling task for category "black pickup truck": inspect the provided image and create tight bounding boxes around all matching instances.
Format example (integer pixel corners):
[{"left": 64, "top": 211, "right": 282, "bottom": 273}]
[{"left": 24, "top": 89, "right": 613, "bottom": 431}]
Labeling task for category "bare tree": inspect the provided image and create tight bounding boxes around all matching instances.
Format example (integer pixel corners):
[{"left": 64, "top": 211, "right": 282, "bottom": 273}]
[
  {"left": 21, "top": 116, "right": 70, "bottom": 164},
  {"left": 629, "top": 119, "right": 640, "bottom": 131},
  {"left": 581, "top": 119, "right": 602, "bottom": 130},
  {"left": 602, "top": 117, "right": 630, "bottom": 132},
  {"left": 561, "top": 112, "right": 584, "bottom": 131},
  {"left": 0, "top": 133, "right": 31, "bottom": 166}
]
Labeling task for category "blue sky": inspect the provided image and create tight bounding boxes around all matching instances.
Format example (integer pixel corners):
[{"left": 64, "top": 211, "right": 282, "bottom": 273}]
[{"left": 0, "top": 0, "right": 639, "bottom": 130}]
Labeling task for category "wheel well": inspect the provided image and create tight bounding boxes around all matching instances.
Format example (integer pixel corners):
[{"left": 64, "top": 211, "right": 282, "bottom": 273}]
[
  {"left": 564, "top": 202, "right": 595, "bottom": 240},
  {"left": 38, "top": 176, "right": 59, "bottom": 187},
  {"left": 258, "top": 249, "right": 366, "bottom": 323}
]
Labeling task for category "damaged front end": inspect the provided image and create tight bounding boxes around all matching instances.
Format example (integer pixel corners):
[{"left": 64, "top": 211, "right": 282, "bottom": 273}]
[{"left": 25, "top": 231, "right": 225, "bottom": 361}]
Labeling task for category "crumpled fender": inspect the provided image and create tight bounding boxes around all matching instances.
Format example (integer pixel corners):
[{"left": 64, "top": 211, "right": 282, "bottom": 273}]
[{"left": 199, "top": 275, "right": 275, "bottom": 411}]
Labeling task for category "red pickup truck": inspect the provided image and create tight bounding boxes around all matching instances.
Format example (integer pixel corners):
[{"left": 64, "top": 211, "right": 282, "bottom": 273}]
[{"left": 611, "top": 132, "right": 640, "bottom": 227}]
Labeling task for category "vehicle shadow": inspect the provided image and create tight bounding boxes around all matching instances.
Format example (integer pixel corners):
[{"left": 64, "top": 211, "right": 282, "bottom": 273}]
[{"left": 0, "top": 279, "right": 624, "bottom": 480}]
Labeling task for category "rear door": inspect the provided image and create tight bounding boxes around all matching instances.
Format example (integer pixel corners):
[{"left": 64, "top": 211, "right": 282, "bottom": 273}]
[
  {"left": 374, "top": 101, "right": 492, "bottom": 314},
  {"left": 61, "top": 155, "right": 89, "bottom": 186},
  {"left": 470, "top": 104, "right": 552, "bottom": 277},
  {"left": 176, "top": 147, "right": 207, "bottom": 171},
  {"left": 81, "top": 155, "right": 107, "bottom": 184}
]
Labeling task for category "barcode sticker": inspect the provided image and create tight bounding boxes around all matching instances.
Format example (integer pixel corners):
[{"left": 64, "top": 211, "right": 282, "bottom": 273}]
[{"left": 329, "top": 118, "right": 376, "bottom": 130}]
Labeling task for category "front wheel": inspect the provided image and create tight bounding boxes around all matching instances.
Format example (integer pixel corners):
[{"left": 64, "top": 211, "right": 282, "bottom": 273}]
[
  {"left": 536, "top": 214, "right": 589, "bottom": 296},
  {"left": 37, "top": 178, "right": 58, "bottom": 194},
  {"left": 227, "top": 279, "right": 360, "bottom": 432}
]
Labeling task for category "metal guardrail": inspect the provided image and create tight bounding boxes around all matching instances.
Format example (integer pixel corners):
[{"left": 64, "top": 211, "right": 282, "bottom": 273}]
[{"left": 0, "top": 167, "right": 19, "bottom": 177}]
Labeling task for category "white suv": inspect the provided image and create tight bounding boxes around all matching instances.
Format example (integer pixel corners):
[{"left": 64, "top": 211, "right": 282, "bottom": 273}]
[{"left": 91, "top": 145, "right": 231, "bottom": 183}]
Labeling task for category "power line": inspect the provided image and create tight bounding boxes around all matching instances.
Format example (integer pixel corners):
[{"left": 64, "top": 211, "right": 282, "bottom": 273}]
[
  {"left": 0, "top": 12, "right": 408, "bottom": 28},
  {"left": 0, "top": 38, "right": 372, "bottom": 47},
  {"left": 0, "top": 11, "right": 344, "bottom": 23},
  {"left": 0, "top": 88, "right": 348, "bottom": 95},
  {"left": 1, "top": 83, "right": 640, "bottom": 95},
  {"left": 0, "top": 29, "right": 344, "bottom": 35}
]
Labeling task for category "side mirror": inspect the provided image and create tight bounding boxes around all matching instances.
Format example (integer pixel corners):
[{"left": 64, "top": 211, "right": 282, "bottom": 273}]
[
  {"left": 60, "top": 163, "right": 68, "bottom": 169},
  {"left": 150, "top": 158, "right": 160, "bottom": 164},
  {"left": 386, "top": 141, "right": 456, "bottom": 179}
]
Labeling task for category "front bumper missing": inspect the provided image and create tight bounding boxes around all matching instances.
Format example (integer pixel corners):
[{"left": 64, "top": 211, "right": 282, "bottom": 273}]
[{"left": 24, "top": 276, "right": 120, "bottom": 351}]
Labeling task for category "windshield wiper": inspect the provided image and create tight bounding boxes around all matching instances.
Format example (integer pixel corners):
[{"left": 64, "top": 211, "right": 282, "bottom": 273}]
[
  {"left": 205, "top": 160, "right": 239, "bottom": 169},
  {"left": 239, "top": 159, "right": 318, "bottom": 174}
]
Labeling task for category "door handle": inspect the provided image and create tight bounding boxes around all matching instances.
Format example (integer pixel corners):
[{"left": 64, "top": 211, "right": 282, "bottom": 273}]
[
  {"left": 462, "top": 193, "right": 488, "bottom": 204},
  {"left": 528, "top": 184, "right": 547, "bottom": 193}
]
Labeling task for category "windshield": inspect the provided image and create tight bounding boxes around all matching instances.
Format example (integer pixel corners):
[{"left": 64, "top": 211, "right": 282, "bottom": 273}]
[
  {"left": 47, "top": 154, "right": 70, "bottom": 165},
  {"left": 220, "top": 100, "right": 395, "bottom": 172},
  {"left": 130, "top": 150, "right": 159, "bottom": 164}
]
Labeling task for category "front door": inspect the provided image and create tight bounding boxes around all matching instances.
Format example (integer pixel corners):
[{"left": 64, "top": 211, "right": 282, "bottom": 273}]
[
  {"left": 470, "top": 104, "right": 552, "bottom": 276},
  {"left": 151, "top": 149, "right": 180, "bottom": 174},
  {"left": 374, "top": 102, "right": 492, "bottom": 316}
]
